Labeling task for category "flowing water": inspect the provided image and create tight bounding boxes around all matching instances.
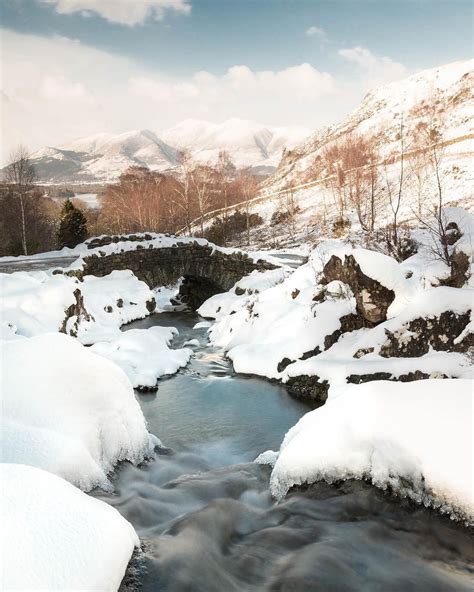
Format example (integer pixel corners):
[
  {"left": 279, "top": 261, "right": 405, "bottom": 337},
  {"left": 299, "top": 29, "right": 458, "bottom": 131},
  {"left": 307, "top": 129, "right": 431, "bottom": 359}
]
[{"left": 95, "top": 312, "right": 473, "bottom": 592}]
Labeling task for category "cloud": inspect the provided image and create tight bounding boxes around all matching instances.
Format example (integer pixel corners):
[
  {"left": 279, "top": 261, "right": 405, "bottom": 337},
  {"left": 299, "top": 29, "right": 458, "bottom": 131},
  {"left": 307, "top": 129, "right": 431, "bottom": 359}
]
[
  {"left": 39, "top": 75, "right": 95, "bottom": 103},
  {"left": 0, "top": 30, "right": 356, "bottom": 165},
  {"left": 40, "top": 0, "right": 191, "bottom": 26},
  {"left": 338, "top": 46, "right": 408, "bottom": 86},
  {"left": 305, "top": 25, "right": 328, "bottom": 48},
  {"left": 130, "top": 63, "right": 336, "bottom": 104}
]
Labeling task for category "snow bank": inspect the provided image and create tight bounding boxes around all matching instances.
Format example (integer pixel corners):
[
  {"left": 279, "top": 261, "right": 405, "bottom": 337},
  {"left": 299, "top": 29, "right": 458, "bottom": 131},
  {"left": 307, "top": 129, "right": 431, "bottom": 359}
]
[
  {"left": 1, "top": 463, "right": 138, "bottom": 591},
  {"left": 0, "top": 268, "right": 156, "bottom": 343},
  {"left": 0, "top": 271, "right": 77, "bottom": 336},
  {"left": 76, "top": 270, "right": 155, "bottom": 344},
  {"left": 1, "top": 333, "right": 156, "bottom": 491},
  {"left": 91, "top": 327, "right": 192, "bottom": 389},
  {"left": 205, "top": 261, "right": 355, "bottom": 379},
  {"left": 269, "top": 380, "right": 473, "bottom": 522}
]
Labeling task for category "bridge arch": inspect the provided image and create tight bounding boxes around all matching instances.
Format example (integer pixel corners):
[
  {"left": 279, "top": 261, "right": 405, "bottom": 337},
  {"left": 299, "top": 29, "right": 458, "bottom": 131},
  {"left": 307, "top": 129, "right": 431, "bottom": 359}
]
[{"left": 80, "top": 241, "right": 276, "bottom": 309}]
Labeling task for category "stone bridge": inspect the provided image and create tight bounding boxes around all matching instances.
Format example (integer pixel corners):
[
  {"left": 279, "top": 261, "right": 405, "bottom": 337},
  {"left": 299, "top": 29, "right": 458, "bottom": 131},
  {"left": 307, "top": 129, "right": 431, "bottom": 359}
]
[{"left": 81, "top": 240, "right": 277, "bottom": 309}]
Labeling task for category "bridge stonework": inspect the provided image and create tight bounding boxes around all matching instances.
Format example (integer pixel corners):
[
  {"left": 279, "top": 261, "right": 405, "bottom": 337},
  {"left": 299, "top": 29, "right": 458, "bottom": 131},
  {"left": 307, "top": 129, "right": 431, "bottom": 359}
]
[{"left": 81, "top": 241, "right": 277, "bottom": 309}]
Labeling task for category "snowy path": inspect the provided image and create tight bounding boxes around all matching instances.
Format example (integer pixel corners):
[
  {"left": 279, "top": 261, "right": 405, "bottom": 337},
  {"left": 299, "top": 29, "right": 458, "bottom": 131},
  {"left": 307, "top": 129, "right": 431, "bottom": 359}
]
[{"left": 0, "top": 256, "right": 78, "bottom": 273}]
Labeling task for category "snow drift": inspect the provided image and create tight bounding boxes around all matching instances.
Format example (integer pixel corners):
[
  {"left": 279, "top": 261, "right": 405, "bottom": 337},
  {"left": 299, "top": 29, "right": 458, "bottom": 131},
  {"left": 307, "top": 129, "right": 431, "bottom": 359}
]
[
  {"left": 267, "top": 380, "right": 473, "bottom": 522},
  {"left": 1, "top": 463, "right": 139, "bottom": 591},
  {"left": 0, "top": 333, "right": 157, "bottom": 491}
]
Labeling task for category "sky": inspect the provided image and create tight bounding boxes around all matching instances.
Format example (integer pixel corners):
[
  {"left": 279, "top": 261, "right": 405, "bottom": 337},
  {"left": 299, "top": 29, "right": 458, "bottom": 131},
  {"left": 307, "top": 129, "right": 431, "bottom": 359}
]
[{"left": 1, "top": 0, "right": 472, "bottom": 162}]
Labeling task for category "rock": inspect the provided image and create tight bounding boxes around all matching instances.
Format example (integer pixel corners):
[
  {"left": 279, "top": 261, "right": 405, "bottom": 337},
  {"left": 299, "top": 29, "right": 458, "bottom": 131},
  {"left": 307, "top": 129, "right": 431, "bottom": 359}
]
[
  {"left": 347, "top": 370, "right": 448, "bottom": 385},
  {"left": 277, "top": 358, "right": 293, "bottom": 373},
  {"left": 380, "top": 310, "right": 472, "bottom": 357},
  {"left": 323, "top": 254, "right": 394, "bottom": 324},
  {"left": 145, "top": 298, "right": 156, "bottom": 313},
  {"left": 60, "top": 289, "right": 94, "bottom": 337},
  {"left": 285, "top": 375, "right": 329, "bottom": 408}
]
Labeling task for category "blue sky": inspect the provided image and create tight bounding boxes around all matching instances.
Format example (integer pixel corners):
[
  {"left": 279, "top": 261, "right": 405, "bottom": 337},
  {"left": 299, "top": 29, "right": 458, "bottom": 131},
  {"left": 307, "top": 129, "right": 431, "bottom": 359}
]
[{"left": 1, "top": 0, "right": 472, "bottom": 159}]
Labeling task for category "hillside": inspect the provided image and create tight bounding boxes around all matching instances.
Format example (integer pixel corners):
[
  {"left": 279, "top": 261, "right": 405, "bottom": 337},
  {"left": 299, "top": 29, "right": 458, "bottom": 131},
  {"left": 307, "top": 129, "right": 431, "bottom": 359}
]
[
  {"left": 197, "top": 60, "right": 473, "bottom": 248},
  {"left": 23, "top": 119, "right": 310, "bottom": 184},
  {"left": 263, "top": 59, "right": 473, "bottom": 193}
]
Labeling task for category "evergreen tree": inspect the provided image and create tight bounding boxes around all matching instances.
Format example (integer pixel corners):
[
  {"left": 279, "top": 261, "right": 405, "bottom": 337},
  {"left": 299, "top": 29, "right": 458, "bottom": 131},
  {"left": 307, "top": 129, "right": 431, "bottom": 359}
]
[{"left": 56, "top": 199, "right": 88, "bottom": 249}]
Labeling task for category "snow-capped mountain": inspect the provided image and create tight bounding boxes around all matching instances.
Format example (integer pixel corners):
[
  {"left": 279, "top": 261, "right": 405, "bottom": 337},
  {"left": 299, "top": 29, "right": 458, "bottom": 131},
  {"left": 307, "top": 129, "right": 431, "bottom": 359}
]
[
  {"left": 262, "top": 59, "right": 473, "bottom": 193},
  {"left": 161, "top": 118, "right": 309, "bottom": 171},
  {"left": 28, "top": 119, "right": 310, "bottom": 184},
  {"left": 29, "top": 130, "right": 179, "bottom": 184}
]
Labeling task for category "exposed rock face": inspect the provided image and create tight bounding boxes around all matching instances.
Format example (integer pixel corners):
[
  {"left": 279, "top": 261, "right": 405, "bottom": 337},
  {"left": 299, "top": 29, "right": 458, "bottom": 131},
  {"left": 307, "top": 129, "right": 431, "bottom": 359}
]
[
  {"left": 60, "top": 288, "right": 94, "bottom": 336},
  {"left": 380, "top": 311, "right": 472, "bottom": 357},
  {"left": 323, "top": 254, "right": 394, "bottom": 324},
  {"left": 285, "top": 375, "right": 329, "bottom": 408},
  {"left": 347, "top": 370, "right": 448, "bottom": 385},
  {"left": 81, "top": 242, "right": 276, "bottom": 309},
  {"left": 442, "top": 250, "right": 471, "bottom": 288}
]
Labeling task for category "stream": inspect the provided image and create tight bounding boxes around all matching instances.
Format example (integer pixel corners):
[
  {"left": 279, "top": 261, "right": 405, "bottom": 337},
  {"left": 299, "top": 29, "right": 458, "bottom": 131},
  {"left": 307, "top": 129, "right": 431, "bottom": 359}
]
[{"left": 94, "top": 312, "right": 473, "bottom": 592}]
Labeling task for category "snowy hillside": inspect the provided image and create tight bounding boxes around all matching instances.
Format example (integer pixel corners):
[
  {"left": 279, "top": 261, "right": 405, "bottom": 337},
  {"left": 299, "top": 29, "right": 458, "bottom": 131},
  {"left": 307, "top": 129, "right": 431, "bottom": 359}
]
[
  {"left": 25, "top": 119, "right": 310, "bottom": 184},
  {"left": 263, "top": 59, "right": 473, "bottom": 192},
  {"left": 197, "top": 60, "right": 473, "bottom": 248}
]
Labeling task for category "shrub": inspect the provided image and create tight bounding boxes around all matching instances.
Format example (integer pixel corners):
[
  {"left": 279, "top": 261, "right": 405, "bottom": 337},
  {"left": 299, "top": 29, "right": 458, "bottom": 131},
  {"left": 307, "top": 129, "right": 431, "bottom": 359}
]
[
  {"left": 56, "top": 199, "right": 88, "bottom": 249},
  {"left": 205, "top": 210, "right": 263, "bottom": 245}
]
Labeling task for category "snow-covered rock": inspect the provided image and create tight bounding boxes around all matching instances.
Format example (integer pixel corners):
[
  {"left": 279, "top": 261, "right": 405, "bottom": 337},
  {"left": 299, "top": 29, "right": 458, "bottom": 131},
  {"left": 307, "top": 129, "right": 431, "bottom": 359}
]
[
  {"left": 1, "top": 333, "right": 156, "bottom": 491},
  {"left": 267, "top": 379, "right": 473, "bottom": 522},
  {"left": 1, "top": 463, "right": 139, "bottom": 591},
  {"left": 0, "top": 268, "right": 156, "bottom": 343},
  {"left": 91, "top": 327, "right": 192, "bottom": 390}
]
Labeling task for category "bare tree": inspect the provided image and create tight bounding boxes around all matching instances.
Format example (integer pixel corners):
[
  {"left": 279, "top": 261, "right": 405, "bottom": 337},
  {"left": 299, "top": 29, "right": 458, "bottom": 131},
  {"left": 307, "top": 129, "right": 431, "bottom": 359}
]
[
  {"left": 282, "top": 180, "right": 298, "bottom": 240},
  {"left": 323, "top": 143, "right": 346, "bottom": 224},
  {"left": 192, "top": 164, "right": 214, "bottom": 237},
  {"left": 215, "top": 150, "right": 235, "bottom": 245},
  {"left": 412, "top": 108, "right": 450, "bottom": 264},
  {"left": 172, "top": 149, "right": 195, "bottom": 234},
  {"left": 5, "top": 145, "right": 37, "bottom": 255},
  {"left": 237, "top": 169, "right": 258, "bottom": 246},
  {"left": 384, "top": 112, "right": 407, "bottom": 249}
]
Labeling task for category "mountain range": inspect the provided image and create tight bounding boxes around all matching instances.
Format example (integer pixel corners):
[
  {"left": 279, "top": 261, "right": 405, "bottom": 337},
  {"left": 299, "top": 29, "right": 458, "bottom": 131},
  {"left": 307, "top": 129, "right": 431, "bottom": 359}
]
[{"left": 27, "top": 119, "right": 310, "bottom": 184}]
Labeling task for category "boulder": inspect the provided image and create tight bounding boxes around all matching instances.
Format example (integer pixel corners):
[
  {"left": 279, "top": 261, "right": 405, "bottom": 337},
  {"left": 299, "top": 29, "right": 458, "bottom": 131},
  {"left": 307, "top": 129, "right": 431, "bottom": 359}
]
[{"left": 323, "top": 254, "right": 394, "bottom": 324}]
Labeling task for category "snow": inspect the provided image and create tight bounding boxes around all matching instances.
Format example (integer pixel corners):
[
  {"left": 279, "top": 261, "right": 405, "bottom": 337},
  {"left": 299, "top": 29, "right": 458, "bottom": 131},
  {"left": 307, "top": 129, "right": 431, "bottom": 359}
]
[
  {"left": 91, "top": 327, "right": 192, "bottom": 389},
  {"left": 0, "top": 271, "right": 77, "bottom": 336},
  {"left": 160, "top": 117, "right": 310, "bottom": 170},
  {"left": 351, "top": 248, "right": 414, "bottom": 316},
  {"left": 0, "top": 268, "right": 156, "bottom": 344},
  {"left": 1, "top": 333, "right": 156, "bottom": 491},
  {"left": 75, "top": 270, "right": 156, "bottom": 344},
  {"left": 30, "top": 118, "right": 310, "bottom": 183},
  {"left": 1, "top": 463, "right": 138, "bottom": 591},
  {"left": 193, "top": 320, "right": 212, "bottom": 329},
  {"left": 268, "top": 379, "right": 473, "bottom": 522},
  {"left": 74, "top": 192, "right": 101, "bottom": 209},
  {"left": 205, "top": 262, "right": 355, "bottom": 379}
]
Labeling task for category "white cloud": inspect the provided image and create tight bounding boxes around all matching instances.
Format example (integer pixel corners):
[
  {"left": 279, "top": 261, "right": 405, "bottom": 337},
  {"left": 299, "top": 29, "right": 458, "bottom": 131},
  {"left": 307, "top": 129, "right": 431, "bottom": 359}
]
[
  {"left": 2, "top": 31, "right": 397, "bottom": 165},
  {"left": 130, "top": 63, "right": 336, "bottom": 104},
  {"left": 306, "top": 25, "right": 327, "bottom": 41},
  {"left": 40, "top": 0, "right": 191, "bottom": 26},
  {"left": 39, "top": 75, "right": 95, "bottom": 103},
  {"left": 338, "top": 46, "right": 408, "bottom": 86}
]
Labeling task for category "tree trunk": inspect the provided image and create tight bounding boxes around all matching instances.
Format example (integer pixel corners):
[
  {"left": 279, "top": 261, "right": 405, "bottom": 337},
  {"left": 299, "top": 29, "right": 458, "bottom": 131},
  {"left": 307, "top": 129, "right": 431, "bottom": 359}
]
[{"left": 19, "top": 193, "right": 28, "bottom": 256}]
